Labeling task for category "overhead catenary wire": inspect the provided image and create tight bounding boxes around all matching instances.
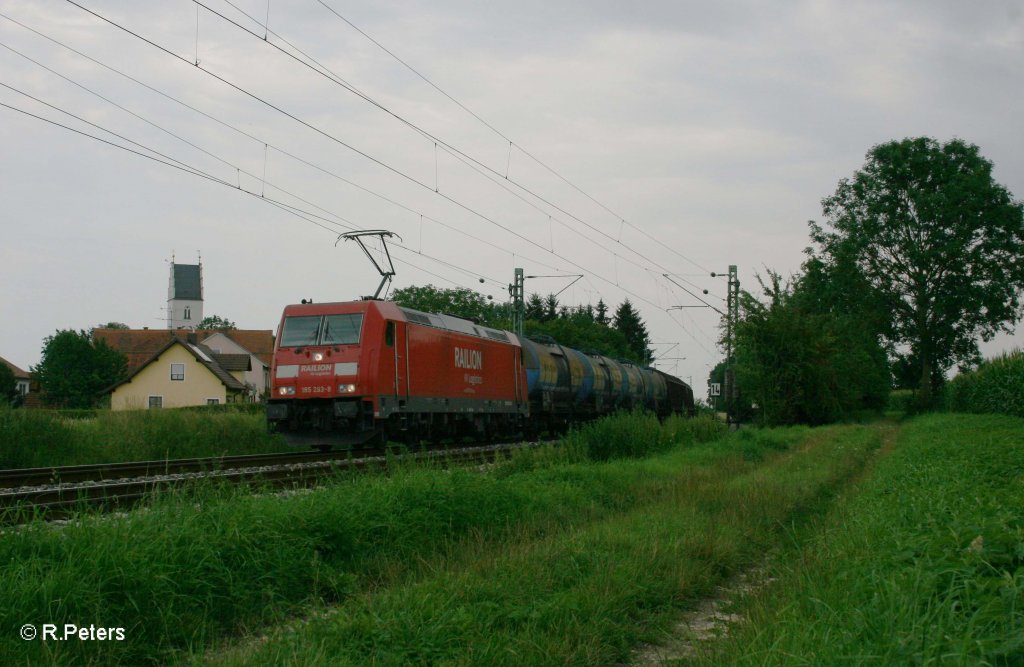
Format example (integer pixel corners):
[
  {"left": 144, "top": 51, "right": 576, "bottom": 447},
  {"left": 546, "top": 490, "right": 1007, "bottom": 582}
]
[
  {"left": 62, "top": 0, "right": 608, "bottom": 285},
  {"left": 0, "top": 10, "right": 573, "bottom": 279},
  {"left": 0, "top": 89, "right": 500, "bottom": 292},
  {"left": 53, "top": 3, "right": 709, "bottom": 317},
  {"left": 8, "top": 3, "right": 723, "bottom": 357},
  {"left": 77, "top": 1, "right": 723, "bottom": 329},
  {"left": 190, "top": 0, "right": 717, "bottom": 302},
  {"left": 315, "top": 0, "right": 713, "bottom": 276},
  {"left": 3, "top": 74, "right": 717, "bottom": 354}
]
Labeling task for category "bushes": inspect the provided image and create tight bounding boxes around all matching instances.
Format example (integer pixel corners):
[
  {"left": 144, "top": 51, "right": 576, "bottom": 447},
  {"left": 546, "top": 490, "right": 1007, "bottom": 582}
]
[
  {"left": 886, "top": 389, "right": 915, "bottom": 414},
  {"left": 734, "top": 271, "right": 890, "bottom": 427},
  {"left": 946, "top": 349, "right": 1024, "bottom": 418},
  {"left": 568, "top": 410, "right": 672, "bottom": 461},
  {"left": 575, "top": 410, "right": 725, "bottom": 461}
]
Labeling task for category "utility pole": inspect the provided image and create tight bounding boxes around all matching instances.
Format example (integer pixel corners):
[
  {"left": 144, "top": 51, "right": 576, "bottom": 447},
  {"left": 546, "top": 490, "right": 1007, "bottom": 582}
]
[
  {"left": 710, "top": 265, "right": 739, "bottom": 427},
  {"left": 509, "top": 268, "right": 525, "bottom": 338},
  {"left": 663, "top": 268, "right": 737, "bottom": 422},
  {"left": 728, "top": 266, "right": 739, "bottom": 411},
  {"left": 508, "top": 268, "right": 582, "bottom": 339}
]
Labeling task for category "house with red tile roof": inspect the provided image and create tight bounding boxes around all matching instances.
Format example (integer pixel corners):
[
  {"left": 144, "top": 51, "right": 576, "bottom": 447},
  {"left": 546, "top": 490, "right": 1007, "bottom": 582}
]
[
  {"left": 94, "top": 328, "right": 274, "bottom": 408},
  {"left": 106, "top": 338, "right": 252, "bottom": 410},
  {"left": 0, "top": 355, "right": 31, "bottom": 400}
]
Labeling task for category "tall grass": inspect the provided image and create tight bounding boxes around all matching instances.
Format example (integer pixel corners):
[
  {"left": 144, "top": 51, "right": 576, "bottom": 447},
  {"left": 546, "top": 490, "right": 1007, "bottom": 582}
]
[
  {"left": 0, "top": 413, "right": 738, "bottom": 665},
  {"left": 504, "top": 410, "right": 726, "bottom": 472},
  {"left": 946, "top": 348, "right": 1024, "bottom": 417},
  {"left": 0, "top": 412, "right": 888, "bottom": 665},
  {"left": 695, "top": 413, "right": 1024, "bottom": 665},
  {"left": 207, "top": 424, "right": 880, "bottom": 666},
  {"left": 0, "top": 406, "right": 287, "bottom": 468}
]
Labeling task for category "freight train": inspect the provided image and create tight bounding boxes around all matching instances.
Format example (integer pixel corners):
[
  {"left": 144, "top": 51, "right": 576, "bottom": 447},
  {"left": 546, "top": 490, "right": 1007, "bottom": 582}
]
[{"left": 266, "top": 299, "right": 694, "bottom": 447}]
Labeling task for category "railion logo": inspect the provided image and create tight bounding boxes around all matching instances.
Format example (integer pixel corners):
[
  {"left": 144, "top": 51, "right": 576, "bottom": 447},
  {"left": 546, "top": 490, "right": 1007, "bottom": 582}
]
[{"left": 454, "top": 347, "right": 483, "bottom": 370}]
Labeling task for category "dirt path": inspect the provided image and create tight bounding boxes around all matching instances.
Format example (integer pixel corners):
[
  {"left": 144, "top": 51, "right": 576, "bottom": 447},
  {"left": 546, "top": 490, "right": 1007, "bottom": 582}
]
[
  {"left": 630, "top": 559, "right": 776, "bottom": 664},
  {"left": 630, "top": 419, "right": 903, "bottom": 665}
]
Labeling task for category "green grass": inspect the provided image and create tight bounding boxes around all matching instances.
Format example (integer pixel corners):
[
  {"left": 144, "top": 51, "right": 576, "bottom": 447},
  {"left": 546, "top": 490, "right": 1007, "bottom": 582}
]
[
  {"left": 0, "top": 405, "right": 287, "bottom": 468},
  {"left": 0, "top": 412, "right": 834, "bottom": 666},
  {"left": 0, "top": 412, "right": 893, "bottom": 666},
  {"left": 691, "top": 413, "right": 1024, "bottom": 666},
  {"left": 0, "top": 411, "right": 729, "bottom": 665},
  {"left": 203, "top": 424, "right": 880, "bottom": 666},
  {"left": 503, "top": 410, "right": 726, "bottom": 471}
]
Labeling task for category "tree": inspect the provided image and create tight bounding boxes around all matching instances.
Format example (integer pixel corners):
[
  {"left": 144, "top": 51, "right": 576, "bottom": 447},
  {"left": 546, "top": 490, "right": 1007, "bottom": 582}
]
[
  {"left": 524, "top": 293, "right": 545, "bottom": 322},
  {"left": 542, "top": 294, "right": 559, "bottom": 322},
  {"left": 390, "top": 285, "right": 497, "bottom": 325},
  {"left": 526, "top": 309, "right": 633, "bottom": 360},
  {"left": 813, "top": 138, "right": 1024, "bottom": 408},
  {"left": 196, "top": 315, "right": 236, "bottom": 331},
  {"left": 97, "top": 322, "right": 130, "bottom": 330},
  {"left": 33, "top": 330, "right": 128, "bottom": 408},
  {"left": 733, "top": 268, "right": 889, "bottom": 425},
  {"left": 0, "top": 363, "right": 18, "bottom": 407},
  {"left": 612, "top": 300, "right": 652, "bottom": 364},
  {"left": 595, "top": 299, "right": 610, "bottom": 326}
]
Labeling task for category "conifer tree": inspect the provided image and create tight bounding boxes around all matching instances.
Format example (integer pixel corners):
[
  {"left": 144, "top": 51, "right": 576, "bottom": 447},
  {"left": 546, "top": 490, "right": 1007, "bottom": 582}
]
[{"left": 612, "top": 300, "right": 652, "bottom": 364}]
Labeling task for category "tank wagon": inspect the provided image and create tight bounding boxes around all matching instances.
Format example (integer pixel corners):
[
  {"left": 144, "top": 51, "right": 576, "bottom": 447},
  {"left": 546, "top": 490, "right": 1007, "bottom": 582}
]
[{"left": 267, "top": 300, "right": 694, "bottom": 447}]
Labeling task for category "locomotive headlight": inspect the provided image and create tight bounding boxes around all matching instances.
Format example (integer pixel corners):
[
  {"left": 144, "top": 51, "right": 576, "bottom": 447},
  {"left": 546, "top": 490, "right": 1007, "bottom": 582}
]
[
  {"left": 278, "top": 386, "right": 296, "bottom": 396},
  {"left": 338, "top": 383, "right": 356, "bottom": 393},
  {"left": 313, "top": 352, "right": 324, "bottom": 361}
]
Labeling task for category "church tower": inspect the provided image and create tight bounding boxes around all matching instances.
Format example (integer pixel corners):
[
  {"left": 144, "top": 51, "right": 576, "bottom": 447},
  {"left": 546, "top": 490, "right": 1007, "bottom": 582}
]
[{"left": 167, "top": 254, "right": 204, "bottom": 329}]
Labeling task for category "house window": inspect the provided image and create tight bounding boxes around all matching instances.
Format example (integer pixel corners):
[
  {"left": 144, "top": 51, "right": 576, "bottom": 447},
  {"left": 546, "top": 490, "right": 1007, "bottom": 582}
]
[
  {"left": 184, "top": 307, "right": 192, "bottom": 320},
  {"left": 148, "top": 396, "right": 163, "bottom": 409},
  {"left": 207, "top": 398, "right": 220, "bottom": 405},
  {"left": 171, "top": 363, "right": 185, "bottom": 381}
]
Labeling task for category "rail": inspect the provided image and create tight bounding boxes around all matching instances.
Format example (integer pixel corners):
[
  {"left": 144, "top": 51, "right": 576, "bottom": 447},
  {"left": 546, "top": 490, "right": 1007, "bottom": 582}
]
[{"left": 0, "top": 442, "right": 530, "bottom": 524}]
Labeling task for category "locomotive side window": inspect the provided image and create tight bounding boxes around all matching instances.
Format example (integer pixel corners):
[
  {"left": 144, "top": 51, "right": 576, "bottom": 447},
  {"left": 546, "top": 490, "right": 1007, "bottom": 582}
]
[
  {"left": 322, "top": 314, "right": 363, "bottom": 345},
  {"left": 280, "top": 316, "right": 322, "bottom": 347},
  {"left": 385, "top": 321, "right": 395, "bottom": 347}
]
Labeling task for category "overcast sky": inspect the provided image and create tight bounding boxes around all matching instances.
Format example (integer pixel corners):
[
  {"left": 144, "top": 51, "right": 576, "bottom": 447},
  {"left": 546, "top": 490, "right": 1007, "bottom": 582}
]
[{"left": 2, "top": 0, "right": 1022, "bottom": 395}]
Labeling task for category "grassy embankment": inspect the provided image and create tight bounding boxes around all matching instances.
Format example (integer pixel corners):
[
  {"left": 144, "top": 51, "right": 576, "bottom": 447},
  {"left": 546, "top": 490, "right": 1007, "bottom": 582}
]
[
  {"left": 691, "top": 412, "right": 1024, "bottom": 666},
  {"left": 206, "top": 420, "right": 882, "bottom": 666},
  {"left": 0, "top": 405, "right": 287, "bottom": 468},
  {"left": 0, "top": 411, "right": 886, "bottom": 665}
]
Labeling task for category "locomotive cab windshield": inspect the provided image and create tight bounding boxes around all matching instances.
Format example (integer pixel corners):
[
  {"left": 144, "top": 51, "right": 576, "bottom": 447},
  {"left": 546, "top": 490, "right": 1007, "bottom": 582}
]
[{"left": 280, "top": 313, "right": 363, "bottom": 347}]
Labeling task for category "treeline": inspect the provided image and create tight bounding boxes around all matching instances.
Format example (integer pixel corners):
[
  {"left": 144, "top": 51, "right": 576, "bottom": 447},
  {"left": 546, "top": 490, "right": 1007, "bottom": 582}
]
[
  {"left": 390, "top": 285, "right": 654, "bottom": 365},
  {"left": 727, "top": 137, "right": 1024, "bottom": 425}
]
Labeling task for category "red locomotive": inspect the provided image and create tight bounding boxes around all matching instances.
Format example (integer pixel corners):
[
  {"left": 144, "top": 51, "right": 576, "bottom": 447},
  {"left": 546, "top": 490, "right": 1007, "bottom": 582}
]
[{"left": 267, "top": 299, "right": 693, "bottom": 447}]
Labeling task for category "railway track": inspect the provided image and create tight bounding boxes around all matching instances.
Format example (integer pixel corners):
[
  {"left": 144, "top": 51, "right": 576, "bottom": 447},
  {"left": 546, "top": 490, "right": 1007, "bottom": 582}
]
[{"left": 0, "top": 443, "right": 529, "bottom": 524}]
